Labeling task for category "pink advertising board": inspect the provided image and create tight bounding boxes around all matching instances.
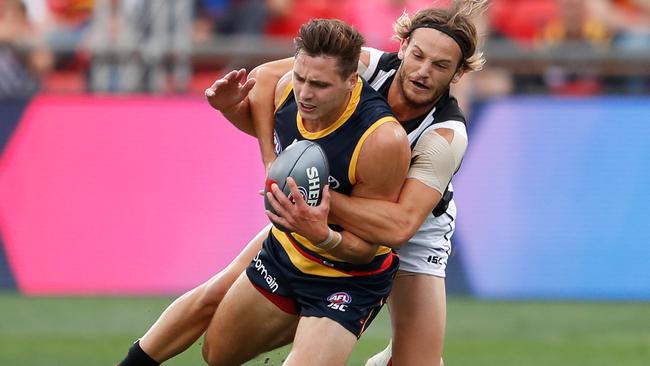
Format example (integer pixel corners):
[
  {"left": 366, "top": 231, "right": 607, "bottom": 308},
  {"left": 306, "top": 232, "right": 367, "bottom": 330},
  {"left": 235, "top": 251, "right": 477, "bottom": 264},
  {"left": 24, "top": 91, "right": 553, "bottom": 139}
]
[{"left": 0, "top": 95, "right": 269, "bottom": 294}]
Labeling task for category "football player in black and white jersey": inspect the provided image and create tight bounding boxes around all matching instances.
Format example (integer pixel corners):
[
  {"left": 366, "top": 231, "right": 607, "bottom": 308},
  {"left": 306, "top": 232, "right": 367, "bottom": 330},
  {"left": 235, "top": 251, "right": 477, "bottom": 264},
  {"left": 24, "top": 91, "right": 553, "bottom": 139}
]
[{"left": 116, "top": 2, "right": 486, "bottom": 366}]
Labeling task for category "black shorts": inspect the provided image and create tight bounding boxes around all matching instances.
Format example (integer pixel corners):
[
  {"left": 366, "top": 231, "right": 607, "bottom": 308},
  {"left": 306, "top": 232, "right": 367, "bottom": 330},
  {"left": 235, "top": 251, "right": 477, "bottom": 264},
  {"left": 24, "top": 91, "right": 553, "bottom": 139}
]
[{"left": 246, "top": 234, "right": 399, "bottom": 337}]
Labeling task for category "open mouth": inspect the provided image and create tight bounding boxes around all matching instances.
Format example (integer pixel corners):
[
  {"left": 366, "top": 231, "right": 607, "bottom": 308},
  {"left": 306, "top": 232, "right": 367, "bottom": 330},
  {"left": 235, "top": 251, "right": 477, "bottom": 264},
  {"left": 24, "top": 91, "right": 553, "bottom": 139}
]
[
  {"left": 299, "top": 102, "right": 316, "bottom": 112},
  {"left": 410, "top": 79, "right": 430, "bottom": 91}
]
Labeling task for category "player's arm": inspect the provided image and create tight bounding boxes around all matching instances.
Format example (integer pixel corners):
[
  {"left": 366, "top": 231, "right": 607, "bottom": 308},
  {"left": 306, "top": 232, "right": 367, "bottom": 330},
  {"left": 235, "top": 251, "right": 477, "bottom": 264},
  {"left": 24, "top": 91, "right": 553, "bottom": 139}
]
[
  {"left": 205, "top": 68, "right": 256, "bottom": 135},
  {"left": 248, "top": 58, "right": 294, "bottom": 167},
  {"left": 266, "top": 121, "right": 411, "bottom": 263},
  {"left": 327, "top": 120, "right": 411, "bottom": 261},
  {"left": 204, "top": 58, "right": 293, "bottom": 138},
  {"left": 329, "top": 128, "right": 467, "bottom": 248}
]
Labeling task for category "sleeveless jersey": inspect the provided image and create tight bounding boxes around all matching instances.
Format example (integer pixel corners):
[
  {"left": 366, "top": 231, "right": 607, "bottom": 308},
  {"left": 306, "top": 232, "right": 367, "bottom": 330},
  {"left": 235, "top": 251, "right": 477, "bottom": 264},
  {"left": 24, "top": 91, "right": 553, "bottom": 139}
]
[
  {"left": 270, "top": 77, "right": 399, "bottom": 277},
  {"left": 361, "top": 47, "right": 468, "bottom": 247}
]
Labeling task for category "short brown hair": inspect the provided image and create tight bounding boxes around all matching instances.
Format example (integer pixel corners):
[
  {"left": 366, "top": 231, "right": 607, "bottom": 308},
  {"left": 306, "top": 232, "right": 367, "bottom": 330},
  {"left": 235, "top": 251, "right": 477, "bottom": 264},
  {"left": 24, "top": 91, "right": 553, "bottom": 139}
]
[
  {"left": 393, "top": 0, "right": 488, "bottom": 73},
  {"left": 294, "top": 19, "right": 365, "bottom": 79}
]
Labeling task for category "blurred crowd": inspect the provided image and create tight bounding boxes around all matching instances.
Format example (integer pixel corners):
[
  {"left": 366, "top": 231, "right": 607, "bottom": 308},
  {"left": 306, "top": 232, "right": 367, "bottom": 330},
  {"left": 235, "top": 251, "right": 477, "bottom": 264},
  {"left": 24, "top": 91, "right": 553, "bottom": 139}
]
[{"left": 1, "top": 0, "right": 649, "bottom": 99}]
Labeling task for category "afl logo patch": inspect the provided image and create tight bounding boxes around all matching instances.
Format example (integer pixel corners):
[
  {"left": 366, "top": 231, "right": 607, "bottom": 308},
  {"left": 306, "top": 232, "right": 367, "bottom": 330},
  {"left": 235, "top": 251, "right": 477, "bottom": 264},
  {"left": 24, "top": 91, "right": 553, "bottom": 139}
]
[
  {"left": 327, "top": 292, "right": 352, "bottom": 305},
  {"left": 327, "top": 292, "right": 352, "bottom": 312}
]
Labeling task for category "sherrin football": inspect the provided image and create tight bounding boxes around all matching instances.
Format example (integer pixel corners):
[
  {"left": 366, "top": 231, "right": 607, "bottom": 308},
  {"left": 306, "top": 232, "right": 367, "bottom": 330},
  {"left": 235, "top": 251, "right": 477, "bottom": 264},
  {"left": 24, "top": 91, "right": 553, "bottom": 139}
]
[{"left": 264, "top": 140, "right": 330, "bottom": 232}]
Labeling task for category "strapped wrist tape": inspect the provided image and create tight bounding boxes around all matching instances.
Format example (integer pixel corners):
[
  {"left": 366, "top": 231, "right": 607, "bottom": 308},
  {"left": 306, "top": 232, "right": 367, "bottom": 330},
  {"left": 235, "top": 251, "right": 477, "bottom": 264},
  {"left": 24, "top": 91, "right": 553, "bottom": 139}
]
[{"left": 316, "top": 228, "right": 342, "bottom": 251}]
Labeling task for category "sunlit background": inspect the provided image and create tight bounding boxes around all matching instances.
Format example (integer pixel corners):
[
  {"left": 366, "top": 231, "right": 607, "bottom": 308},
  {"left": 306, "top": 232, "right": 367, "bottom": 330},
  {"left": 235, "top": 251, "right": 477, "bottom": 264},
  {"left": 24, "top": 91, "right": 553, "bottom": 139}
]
[{"left": 0, "top": 0, "right": 649, "bottom": 365}]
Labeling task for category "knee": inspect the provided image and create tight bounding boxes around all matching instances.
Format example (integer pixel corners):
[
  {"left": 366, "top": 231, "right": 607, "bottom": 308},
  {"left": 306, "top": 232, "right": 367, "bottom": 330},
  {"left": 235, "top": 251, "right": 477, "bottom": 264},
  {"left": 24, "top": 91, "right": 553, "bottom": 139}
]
[
  {"left": 201, "top": 339, "right": 222, "bottom": 366},
  {"left": 202, "top": 336, "right": 239, "bottom": 366},
  {"left": 196, "top": 282, "right": 226, "bottom": 310},
  {"left": 195, "top": 272, "right": 236, "bottom": 316}
]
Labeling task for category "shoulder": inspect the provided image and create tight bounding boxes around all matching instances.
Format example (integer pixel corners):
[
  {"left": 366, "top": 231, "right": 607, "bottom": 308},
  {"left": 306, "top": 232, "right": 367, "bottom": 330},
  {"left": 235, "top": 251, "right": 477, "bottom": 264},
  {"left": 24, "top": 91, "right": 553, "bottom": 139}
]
[
  {"left": 430, "top": 94, "right": 468, "bottom": 140},
  {"left": 274, "top": 71, "right": 293, "bottom": 109},
  {"left": 359, "top": 47, "right": 400, "bottom": 82},
  {"left": 352, "top": 119, "right": 410, "bottom": 198},
  {"left": 359, "top": 47, "right": 383, "bottom": 80},
  {"left": 361, "top": 120, "right": 409, "bottom": 158},
  {"left": 415, "top": 125, "right": 468, "bottom": 168}
]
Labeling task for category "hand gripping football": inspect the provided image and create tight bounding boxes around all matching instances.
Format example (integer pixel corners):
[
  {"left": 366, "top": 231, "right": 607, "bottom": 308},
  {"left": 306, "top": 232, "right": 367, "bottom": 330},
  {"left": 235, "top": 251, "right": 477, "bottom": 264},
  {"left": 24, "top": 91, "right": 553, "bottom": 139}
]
[{"left": 264, "top": 140, "right": 330, "bottom": 232}]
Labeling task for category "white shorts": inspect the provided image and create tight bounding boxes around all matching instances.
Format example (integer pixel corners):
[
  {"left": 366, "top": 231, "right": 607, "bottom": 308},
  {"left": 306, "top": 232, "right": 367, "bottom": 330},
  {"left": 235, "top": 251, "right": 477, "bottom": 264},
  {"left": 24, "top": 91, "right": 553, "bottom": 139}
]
[
  {"left": 395, "top": 200, "right": 456, "bottom": 277},
  {"left": 396, "top": 238, "right": 452, "bottom": 277}
]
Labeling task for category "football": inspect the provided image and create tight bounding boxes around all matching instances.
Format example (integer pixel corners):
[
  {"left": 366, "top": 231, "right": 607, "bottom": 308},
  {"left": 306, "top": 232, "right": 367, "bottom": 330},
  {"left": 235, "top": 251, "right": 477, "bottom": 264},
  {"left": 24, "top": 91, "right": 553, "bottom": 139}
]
[{"left": 264, "top": 140, "right": 330, "bottom": 232}]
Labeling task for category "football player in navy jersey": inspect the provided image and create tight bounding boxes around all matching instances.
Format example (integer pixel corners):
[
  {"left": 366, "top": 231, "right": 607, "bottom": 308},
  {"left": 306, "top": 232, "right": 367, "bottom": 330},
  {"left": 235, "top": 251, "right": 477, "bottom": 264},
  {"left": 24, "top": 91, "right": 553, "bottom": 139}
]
[
  {"left": 200, "top": 18, "right": 411, "bottom": 366},
  {"left": 117, "top": 2, "right": 486, "bottom": 366}
]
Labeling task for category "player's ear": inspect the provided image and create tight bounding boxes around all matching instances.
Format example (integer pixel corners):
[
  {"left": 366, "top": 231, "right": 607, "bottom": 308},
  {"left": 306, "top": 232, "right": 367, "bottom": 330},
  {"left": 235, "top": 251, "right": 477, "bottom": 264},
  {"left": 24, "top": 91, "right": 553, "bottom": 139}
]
[
  {"left": 451, "top": 67, "right": 465, "bottom": 84},
  {"left": 397, "top": 37, "right": 409, "bottom": 60},
  {"left": 346, "top": 71, "right": 358, "bottom": 91}
]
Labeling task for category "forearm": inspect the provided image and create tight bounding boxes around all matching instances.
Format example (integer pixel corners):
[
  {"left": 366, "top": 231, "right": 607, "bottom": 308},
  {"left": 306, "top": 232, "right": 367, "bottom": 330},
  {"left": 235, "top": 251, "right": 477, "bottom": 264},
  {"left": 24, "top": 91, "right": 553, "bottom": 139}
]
[
  {"left": 330, "top": 192, "right": 412, "bottom": 248},
  {"left": 326, "top": 230, "right": 379, "bottom": 264},
  {"left": 220, "top": 98, "right": 256, "bottom": 136}
]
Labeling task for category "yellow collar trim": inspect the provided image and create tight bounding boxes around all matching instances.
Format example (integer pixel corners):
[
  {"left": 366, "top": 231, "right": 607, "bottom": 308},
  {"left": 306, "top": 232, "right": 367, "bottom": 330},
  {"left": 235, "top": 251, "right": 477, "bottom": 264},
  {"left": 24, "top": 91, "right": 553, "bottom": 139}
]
[{"left": 297, "top": 77, "right": 363, "bottom": 139}]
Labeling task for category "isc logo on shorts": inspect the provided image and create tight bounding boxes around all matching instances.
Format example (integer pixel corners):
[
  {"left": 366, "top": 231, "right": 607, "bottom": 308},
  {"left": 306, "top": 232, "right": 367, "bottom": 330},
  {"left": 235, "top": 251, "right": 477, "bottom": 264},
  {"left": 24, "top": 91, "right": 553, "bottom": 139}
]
[{"left": 327, "top": 292, "right": 352, "bottom": 312}]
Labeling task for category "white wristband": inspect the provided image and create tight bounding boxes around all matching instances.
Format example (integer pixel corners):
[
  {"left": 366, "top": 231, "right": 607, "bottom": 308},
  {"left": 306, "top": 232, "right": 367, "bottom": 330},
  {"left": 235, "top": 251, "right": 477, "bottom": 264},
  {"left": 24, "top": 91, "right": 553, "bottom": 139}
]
[{"left": 316, "top": 228, "right": 342, "bottom": 251}]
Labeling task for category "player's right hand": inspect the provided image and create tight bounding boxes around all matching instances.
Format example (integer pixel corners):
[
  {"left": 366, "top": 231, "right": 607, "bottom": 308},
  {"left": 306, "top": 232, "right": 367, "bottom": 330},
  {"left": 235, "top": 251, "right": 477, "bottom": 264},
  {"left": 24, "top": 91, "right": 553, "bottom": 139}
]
[{"left": 205, "top": 68, "right": 256, "bottom": 112}]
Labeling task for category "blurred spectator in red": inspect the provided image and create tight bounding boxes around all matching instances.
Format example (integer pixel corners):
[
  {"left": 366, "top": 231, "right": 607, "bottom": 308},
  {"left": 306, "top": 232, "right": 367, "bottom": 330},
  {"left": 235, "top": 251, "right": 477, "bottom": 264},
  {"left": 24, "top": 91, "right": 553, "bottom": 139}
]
[
  {"left": 491, "top": 0, "right": 614, "bottom": 95},
  {"left": 0, "top": 0, "right": 53, "bottom": 98},
  {"left": 490, "top": 0, "right": 558, "bottom": 44},
  {"left": 264, "top": 0, "right": 353, "bottom": 37},
  {"left": 491, "top": 0, "right": 611, "bottom": 47},
  {"left": 346, "top": 0, "right": 434, "bottom": 51}
]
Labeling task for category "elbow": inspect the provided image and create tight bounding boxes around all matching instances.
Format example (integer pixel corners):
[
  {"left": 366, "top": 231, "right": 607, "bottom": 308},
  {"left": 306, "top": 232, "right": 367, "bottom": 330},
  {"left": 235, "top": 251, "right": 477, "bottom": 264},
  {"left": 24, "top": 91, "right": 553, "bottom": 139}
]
[
  {"left": 389, "top": 219, "right": 419, "bottom": 249},
  {"left": 346, "top": 245, "right": 379, "bottom": 265},
  {"left": 350, "top": 250, "right": 376, "bottom": 265}
]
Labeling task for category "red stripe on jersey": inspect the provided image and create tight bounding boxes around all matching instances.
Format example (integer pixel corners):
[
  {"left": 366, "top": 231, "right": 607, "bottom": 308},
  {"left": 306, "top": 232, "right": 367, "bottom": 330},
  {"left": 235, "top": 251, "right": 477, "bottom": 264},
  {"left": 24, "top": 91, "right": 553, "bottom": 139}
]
[
  {"left": 285, "top": 232, "right": 396, "bottom": 276},
  {"left": 251, "top": 282, "right": 298, "bottom": 315}
]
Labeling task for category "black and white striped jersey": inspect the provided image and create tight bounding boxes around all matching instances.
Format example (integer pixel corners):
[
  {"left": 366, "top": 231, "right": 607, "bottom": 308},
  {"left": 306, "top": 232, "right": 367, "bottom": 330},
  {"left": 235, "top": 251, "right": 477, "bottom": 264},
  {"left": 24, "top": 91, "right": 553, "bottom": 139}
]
[{"left": 360, "top": 47, "right": 468, "bottom": 254}]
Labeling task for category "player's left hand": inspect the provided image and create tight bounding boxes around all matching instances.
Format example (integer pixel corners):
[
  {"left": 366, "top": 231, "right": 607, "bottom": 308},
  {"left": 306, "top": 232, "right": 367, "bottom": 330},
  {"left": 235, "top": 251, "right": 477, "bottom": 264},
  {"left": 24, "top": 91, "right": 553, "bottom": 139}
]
[{"left": 265, "top": 177, "right": 331, "bottom": 243}]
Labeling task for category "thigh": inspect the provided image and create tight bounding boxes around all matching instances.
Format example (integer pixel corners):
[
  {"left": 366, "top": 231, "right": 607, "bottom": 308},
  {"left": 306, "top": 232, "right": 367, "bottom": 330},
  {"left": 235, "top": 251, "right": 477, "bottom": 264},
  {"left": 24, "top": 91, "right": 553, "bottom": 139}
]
[
  {"left": 201, "top": 224, "right": 272, "bottom": 304},
  {"left": 284, "top": 316, "right": 357, "bottom": 366},
  {"left": 389, "top": 272, "right": 446, "bottom": 366},
  {"left": 202, "top": 272, "right": 298, "bottom": 366}
]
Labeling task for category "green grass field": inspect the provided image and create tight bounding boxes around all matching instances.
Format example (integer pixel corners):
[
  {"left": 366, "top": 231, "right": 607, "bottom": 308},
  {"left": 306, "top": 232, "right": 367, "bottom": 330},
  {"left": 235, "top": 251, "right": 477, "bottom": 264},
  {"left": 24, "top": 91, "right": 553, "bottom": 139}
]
[{"left": 0, "top": 294, "right": 648, "bottom": 365}]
